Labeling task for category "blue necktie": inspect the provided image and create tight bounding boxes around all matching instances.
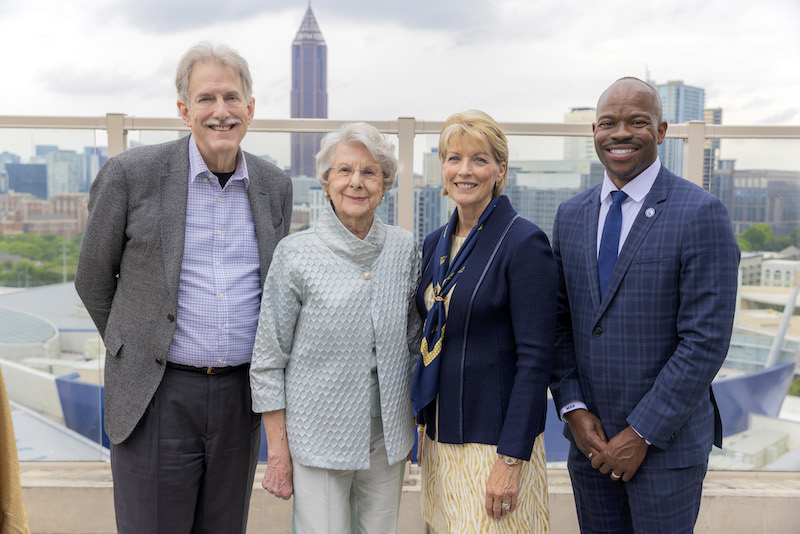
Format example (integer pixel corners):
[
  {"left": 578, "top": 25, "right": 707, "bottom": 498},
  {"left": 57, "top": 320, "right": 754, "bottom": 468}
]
[{"left": 598, "top": 190, "right": 628, "bottom": 299}]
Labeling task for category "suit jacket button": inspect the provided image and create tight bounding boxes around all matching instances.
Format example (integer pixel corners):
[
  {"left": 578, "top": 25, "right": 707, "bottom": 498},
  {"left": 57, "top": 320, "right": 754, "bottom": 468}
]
[
  {"left": 592, "top": 326, "right": 603, "bottom": 336},
  {"left": 156, "top": 358, "right": 164, "bottom": 366},
  {"left": 167, "top": 314, "right": 175, "bottom": 322}
]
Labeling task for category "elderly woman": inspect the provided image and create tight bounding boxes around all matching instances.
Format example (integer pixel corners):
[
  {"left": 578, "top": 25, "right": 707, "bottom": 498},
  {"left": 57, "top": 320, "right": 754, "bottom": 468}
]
[
  {"left": 411, "top": 110, "right": 557, "bottom": 533},
  {"left": 250, "top": 122, "right": 420, "bottom": 534}
]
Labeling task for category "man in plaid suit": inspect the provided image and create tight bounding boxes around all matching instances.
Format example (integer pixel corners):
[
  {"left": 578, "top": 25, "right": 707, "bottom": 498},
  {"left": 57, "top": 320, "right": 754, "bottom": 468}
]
[{"left": 550, "top": 77, "right": 739, "bottom": 533}]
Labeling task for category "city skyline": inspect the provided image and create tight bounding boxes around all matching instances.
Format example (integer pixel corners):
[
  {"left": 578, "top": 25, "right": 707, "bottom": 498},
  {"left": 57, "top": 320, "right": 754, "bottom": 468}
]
[{"left": 0, "top": 0, "right": 798, "bottom": 171}]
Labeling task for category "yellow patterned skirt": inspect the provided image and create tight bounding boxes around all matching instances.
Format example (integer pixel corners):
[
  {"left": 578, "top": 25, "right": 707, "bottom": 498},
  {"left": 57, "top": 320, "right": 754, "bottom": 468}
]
[{"left": 420, "top": 432, "right": 549, "bottom": 534}]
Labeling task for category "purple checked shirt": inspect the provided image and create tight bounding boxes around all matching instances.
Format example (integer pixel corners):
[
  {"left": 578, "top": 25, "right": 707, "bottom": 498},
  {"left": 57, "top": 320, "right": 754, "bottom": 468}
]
[{"left": 166, "top": 136, "right": 261, "bottom": 367}]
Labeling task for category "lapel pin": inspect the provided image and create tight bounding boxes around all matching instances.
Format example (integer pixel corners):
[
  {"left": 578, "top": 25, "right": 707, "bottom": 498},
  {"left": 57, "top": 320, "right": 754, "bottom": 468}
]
[{"left": 645, "top": 207, "right": 656, "bottom": 218}]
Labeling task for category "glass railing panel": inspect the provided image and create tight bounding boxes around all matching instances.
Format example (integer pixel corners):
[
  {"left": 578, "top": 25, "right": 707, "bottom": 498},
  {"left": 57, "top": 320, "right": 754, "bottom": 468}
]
[
  {"left": 0, "top": 127, "right": 107, "bottom": 460},
  {"left": 689, "top": 136, "right": 798, "bottom": 471},
  {"left": 1, "top": 120, "right": 798, "bottom": 471}
]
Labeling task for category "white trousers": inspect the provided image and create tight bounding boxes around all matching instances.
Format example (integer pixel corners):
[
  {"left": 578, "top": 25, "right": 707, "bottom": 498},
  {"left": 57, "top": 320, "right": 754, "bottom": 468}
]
[{"left": 292, "top": 416, "right": 406, "bottom": 534}]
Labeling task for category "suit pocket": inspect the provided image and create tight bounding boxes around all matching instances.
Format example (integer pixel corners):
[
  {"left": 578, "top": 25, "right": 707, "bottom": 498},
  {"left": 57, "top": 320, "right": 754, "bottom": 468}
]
[
  {"left": 631, "top": 254, "right": 671, "bottom": 265},
  {"left": 104, "top": 330, "right": 123, "bottom": 357},
  {"left": 272, "top": 216, "right": 284, "bottom": 229}
]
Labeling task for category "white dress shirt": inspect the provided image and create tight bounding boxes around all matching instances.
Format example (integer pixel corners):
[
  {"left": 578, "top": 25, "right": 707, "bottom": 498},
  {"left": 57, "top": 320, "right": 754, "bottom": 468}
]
[{"left": 596, "top": 158, "right": 661, "bottom": 258}]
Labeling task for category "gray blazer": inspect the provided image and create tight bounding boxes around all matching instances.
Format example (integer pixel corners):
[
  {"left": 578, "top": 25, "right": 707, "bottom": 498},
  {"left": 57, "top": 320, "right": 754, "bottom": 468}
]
[{"left": 75, "top": 136, "right": 293, "bottom": 444}]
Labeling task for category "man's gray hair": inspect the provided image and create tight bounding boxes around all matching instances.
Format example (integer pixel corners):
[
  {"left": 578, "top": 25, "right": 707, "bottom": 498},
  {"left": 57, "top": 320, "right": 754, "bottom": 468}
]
[
  {"left": 175, "top": 42, "right": 253, "bottom": 104},
  {"left": 315, "top": 123, "right": 398, "bottom": 191}
]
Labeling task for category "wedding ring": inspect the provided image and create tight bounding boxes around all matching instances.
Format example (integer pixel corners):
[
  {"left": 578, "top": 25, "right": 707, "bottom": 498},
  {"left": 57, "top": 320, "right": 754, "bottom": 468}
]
[
  {"left": 610, "top": 472, "right": 621, "bottom": 481},
  {"left": 588, "top": 452, "right": 594, "bottom": 460},
  {"left": 501, "top": 502, "right": 511, "bottom": 511}
]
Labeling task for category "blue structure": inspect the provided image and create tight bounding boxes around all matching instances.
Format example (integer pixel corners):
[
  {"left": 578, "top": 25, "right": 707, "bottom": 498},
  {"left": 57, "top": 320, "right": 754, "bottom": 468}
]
[
  {"left": 54, "top": 373, "right": 109, "bottom": 448},
  {"left": 6, "top": 163, "right": 47, "bottom": 199},
  {"left": 713, "top": 361, "right": 795, "bottom": 437}
]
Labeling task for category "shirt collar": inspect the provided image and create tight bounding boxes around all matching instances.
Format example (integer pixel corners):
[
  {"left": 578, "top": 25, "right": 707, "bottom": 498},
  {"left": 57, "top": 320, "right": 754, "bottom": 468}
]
[
  {"left": 187, "top": 135, "right": 249, "bottom": 189},
  {"left": 600, "top": 157, "right": 661, "bottom": 203}
]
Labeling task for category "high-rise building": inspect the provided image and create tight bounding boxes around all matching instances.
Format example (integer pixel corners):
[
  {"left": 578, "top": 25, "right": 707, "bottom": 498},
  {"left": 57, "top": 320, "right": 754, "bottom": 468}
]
[
  {"left": 34, "top": 145, "right": 58, "bottom": 160},
  {"left": 422, "top": 149, "right": 443, "bottom": 186},
  {"left": 0, "top": 152, "right": 20, "bottom": 194},
  {"left": 0, "top": 152, "right": 20, "bottom": 166},
  {"left": 46, "top": 150, "right": 84, "bottom": 197},
  {"left": 711, "top": 160, "right": 800, "bottom": 235},
  {"left": 374, "top": 187, "right": 397, "bottom": 227},
  {"left": 6, "top": 163, "right": 47, "bottom": 199},
  {"left": 703, "top": 107, "right": 722, "bottom": 191},
  {"left": 563, "top": 107, "right": 598, "bottom": 162},
  {"left": 84, "top": 146, "right": 108, "bottom": 190},
  {"left": 291, "top": 6, "right": 327, "bottom": 178},
  {"left": 657, "top": 80, "right": 704, "bottom": 176},
  {"left": 414, "top": 185, "right": 448, "bottom": 246},
  {"left": 505, "top": 160, "right": 604, "bottom": 239}
]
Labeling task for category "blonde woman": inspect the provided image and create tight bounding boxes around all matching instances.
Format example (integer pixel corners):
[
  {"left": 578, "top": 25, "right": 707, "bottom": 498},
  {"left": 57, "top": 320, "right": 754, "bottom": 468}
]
[{"left": 411, "top": 110, "right": 556, "bottom": 533}]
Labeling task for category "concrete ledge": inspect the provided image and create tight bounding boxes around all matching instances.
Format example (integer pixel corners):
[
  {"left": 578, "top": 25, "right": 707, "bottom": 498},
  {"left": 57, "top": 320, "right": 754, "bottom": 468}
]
[{"left": 19, "top": 463, "right": 800, "bottom": 533}]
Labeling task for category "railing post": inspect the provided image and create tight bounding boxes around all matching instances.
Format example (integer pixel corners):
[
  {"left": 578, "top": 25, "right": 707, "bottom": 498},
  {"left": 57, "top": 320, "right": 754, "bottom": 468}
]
[
  {"left": 683, "top": 120, "right": 706, "bottom": 188},
  {"left": 397, "top": 117, "right": 416, "bottom": 232},
  {"left": 106, "top": 113, "right": 127, "bottom": 158}
]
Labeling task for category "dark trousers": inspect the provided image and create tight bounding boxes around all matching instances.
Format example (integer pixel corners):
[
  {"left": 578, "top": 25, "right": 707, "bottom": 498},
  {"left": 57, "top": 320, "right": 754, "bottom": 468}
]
[
  {"left": 111, "top": 365, "right": 261, "bottom": 534},
  {"left": 567, "top": 444, "right": 706, "bottom": 534}
]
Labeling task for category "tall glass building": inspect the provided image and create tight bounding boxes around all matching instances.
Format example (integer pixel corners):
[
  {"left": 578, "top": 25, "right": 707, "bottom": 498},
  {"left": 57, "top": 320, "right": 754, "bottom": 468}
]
[
  {"left": 657, "top": 80, "right": 704, "bottom": 177},
  {"left": 291, "top": 6, "right": 327, "bottom": 178}
]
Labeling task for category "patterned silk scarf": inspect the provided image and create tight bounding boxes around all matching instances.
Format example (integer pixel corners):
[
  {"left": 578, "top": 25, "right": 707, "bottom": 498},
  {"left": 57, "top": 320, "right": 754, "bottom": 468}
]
[{"left": 411, "top": 197, "right": 500, "bottom": 415}]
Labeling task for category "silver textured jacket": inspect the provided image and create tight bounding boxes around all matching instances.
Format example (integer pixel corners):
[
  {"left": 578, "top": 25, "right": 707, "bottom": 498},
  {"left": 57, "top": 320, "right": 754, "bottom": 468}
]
[{"left": 250, "top": 205, "right": 421, "bottom": 469}]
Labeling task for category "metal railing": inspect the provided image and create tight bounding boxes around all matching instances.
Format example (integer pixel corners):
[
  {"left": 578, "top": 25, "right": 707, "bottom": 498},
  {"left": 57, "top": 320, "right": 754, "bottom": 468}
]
[{"left": 2, "top": 114, "right": 800, "bottom": 231}]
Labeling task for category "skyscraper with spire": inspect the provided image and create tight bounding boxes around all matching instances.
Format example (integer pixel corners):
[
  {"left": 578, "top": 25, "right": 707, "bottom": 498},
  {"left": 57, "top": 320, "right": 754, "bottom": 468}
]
[{"left": 291, "top": 4, "right": 327, "bottom": 178}]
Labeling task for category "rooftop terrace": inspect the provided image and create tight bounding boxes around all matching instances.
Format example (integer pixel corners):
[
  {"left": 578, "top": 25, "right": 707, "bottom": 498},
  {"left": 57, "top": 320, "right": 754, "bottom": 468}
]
[{"left": 3, "top": 114, "right": 800, "bottom": 532}]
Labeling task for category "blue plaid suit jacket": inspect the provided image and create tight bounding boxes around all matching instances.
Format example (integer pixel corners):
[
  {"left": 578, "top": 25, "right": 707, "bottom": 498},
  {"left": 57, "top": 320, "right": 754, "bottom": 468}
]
[{"left": 550, "top": 166, "right": 740, "bottom": 469}]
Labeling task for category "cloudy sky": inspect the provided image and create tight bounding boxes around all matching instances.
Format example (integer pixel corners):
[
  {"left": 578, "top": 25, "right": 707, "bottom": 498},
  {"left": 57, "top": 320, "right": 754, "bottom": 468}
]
[{"left": 1, "top": 0, "right": 799, "bottom": 168}]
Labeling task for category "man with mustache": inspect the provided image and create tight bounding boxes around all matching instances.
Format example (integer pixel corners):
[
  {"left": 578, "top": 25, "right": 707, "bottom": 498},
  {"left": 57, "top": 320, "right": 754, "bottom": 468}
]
[
  {"left": 550, "top": 77, "right": 739, "bottom": 533},
  {"left": 76, "top": 42, "right": 292, "bottom": 533}
]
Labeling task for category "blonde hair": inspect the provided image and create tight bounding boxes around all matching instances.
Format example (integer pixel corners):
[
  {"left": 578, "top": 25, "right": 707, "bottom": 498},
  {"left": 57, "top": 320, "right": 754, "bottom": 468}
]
[{"left": 438, "top": 110, "right": 509, "bottom": 196}]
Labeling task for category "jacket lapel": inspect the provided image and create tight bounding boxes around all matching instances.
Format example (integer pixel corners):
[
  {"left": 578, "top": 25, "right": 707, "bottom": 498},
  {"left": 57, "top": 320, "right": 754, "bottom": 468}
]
[
  {"left": 245, "top": 154, "right": 275, "bottom": 288},
  {"left": 581, "top": 192, "right": 602, "bottom": 310},
  {"left": 160, "top": 138, "right": 190, "bottom": 305},
  {"left": 595, "top": 168, "right": 672, "bottom": 320}
]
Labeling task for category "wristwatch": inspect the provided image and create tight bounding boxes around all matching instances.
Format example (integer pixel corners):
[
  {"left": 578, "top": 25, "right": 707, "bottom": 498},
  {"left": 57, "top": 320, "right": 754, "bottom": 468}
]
[{"left": 498, "top": 454, "right": 520, "bottom": 466}]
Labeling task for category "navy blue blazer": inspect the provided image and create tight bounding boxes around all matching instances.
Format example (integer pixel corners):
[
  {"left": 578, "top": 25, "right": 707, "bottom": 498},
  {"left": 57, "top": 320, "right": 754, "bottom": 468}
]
[
  {"left": 550, "top": 167, "right": 740, "bottom": 469},
  {"left": 416, "top": 196, "right": 557, "bottom": 460}
]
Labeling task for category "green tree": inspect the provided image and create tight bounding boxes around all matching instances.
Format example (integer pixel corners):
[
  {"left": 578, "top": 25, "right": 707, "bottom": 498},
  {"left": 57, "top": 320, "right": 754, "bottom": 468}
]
[
  {"left": 738, "top": 223, "right": 772, "bottom": 251},
  {"left": 735, "top": 224, "right": 799, "bottom": 252},
  {"left": 789, "top": 376, "right": 800, "bottom": 397},
  {"left": 0, "top": 234, "right": 83, "bottom": 287}
]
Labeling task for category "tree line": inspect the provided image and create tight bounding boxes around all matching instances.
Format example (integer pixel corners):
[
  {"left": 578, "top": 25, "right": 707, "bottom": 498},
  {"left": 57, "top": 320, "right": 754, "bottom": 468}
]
[
  {"left": 736, "top": 224, "right": 799, "bottom": 252},
  {"left": 0, "top": 223, "right": 796, "bottom": 287},
  {"left": 0, "top": 233, "right": 81, "bottom": 287}
]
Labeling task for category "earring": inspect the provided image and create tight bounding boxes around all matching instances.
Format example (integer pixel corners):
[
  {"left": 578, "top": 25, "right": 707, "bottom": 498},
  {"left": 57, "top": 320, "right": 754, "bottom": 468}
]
[{"left": 323, "top": 190, "right": 329, "bottom": 198}]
